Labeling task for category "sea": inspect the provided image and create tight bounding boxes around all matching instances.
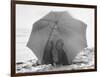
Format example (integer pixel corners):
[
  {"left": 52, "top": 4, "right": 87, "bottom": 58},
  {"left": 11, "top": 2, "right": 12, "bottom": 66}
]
[{"left": 16, "top": 28, "right": 37, "bottom": 63}]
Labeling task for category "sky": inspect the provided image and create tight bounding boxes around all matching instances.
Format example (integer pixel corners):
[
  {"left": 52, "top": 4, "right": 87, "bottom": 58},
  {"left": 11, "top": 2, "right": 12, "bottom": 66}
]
[{"left": 16, "top": 4, "right": 95, "bottom": 62}]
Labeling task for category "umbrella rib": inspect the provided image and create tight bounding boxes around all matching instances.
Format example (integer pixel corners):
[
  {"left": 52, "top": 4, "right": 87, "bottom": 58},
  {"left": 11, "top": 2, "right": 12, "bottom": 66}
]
[
  {"left": 46, "top": 23, "right": 56, "bottom": 43},
  {"left": 41, "top": 19, "right": 58, "bottom": 43}
]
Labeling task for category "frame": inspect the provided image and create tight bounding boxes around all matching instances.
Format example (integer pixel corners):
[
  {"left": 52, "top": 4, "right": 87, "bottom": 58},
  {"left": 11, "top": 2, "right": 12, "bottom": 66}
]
[{"left": 11, "top": 0, "right": 97, "bottom": 77}]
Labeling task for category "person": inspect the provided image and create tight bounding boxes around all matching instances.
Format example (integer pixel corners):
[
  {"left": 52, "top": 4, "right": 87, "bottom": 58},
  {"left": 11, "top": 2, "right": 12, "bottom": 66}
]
[
  {"left": 55, "top": 39, "right": 68, "bottom": 66},
  {"left": 42, "top": 39, "right": 68, "bottom": 67},
  {"left": 42, "top": 40, "right": 54, "bottom": 65}
]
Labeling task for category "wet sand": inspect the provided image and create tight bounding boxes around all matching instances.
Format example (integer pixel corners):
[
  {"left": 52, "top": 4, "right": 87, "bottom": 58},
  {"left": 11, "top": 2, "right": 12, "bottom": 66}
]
[{"left": 16, "top": 48, "right": 94, "bottom": 73}]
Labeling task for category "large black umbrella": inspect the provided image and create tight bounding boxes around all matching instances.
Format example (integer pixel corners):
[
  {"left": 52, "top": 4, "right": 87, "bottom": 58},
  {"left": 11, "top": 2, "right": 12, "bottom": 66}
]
[{"left": 27, "top": 11, "right": 87, "bottom": 64}]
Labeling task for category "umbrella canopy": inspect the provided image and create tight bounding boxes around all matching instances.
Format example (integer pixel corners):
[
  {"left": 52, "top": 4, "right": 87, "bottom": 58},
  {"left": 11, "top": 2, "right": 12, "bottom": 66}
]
[{"left": 27, "top": 11, "right": 87, "bottom": 64}]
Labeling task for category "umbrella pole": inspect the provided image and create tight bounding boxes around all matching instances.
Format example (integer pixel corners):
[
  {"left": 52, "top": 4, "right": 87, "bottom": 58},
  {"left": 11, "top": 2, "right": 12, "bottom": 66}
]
[
  {"left": 42, "top": 24, "right": 56, "bottom": 65},
  {"left": 47, "top": 26, "right": 55, "bottom": 42},
  {"left": 46, "top": 20, "right": 58, "bottom": 43},
  {"left": 42, "top": 20, "right": 58, "bottom": 65},
  {"left": 42, "top": 19, "right": 58, "bottom": 44}
]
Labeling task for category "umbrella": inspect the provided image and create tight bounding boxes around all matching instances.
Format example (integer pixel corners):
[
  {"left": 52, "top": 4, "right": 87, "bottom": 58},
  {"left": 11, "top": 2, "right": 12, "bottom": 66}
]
[{"left": 27, "top": 11, "right": 87, "bottom": 65}]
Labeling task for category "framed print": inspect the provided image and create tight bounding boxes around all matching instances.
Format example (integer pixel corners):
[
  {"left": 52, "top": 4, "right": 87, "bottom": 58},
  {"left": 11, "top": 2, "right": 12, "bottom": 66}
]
[{"left": 11, "top": 0, "right": 97, "bottom": 77}]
